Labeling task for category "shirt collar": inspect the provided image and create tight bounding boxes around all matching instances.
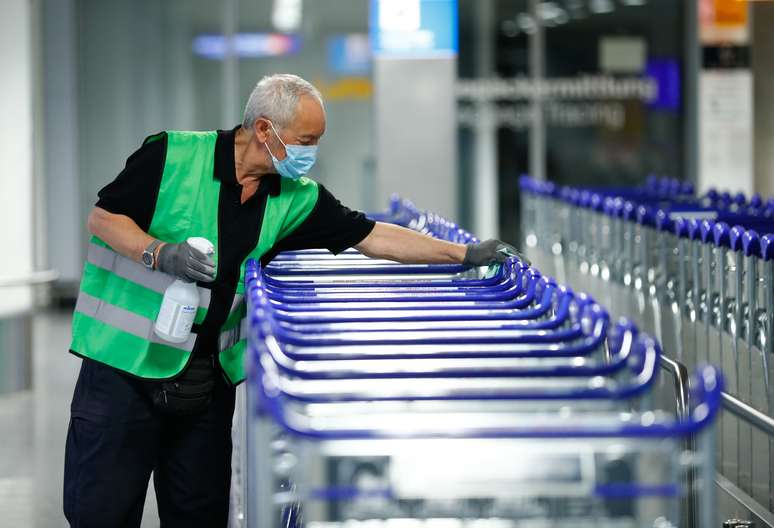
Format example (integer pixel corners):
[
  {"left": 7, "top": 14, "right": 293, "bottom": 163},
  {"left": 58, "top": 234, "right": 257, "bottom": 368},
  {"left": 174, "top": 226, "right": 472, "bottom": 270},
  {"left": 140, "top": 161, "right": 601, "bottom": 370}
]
[{"left": 214, "top": 125, "right": 281, "bottom": 197}]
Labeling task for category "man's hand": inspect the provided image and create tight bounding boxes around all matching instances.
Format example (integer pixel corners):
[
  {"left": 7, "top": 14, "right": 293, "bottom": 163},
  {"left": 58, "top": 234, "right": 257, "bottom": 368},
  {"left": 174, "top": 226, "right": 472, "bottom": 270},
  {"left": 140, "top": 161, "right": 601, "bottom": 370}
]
[
  {"left": 463, "top": 239, "right": 530, "bottom": 267},
  {"left": 157, "top": 241, "right": 216, "bottom": 283}
]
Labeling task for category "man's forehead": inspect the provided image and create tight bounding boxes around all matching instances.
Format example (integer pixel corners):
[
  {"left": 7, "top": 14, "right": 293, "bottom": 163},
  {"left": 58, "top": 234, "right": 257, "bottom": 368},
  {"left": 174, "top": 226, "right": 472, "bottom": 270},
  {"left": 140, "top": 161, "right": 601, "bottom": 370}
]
[{"left": 290, "top": 95, "right": 326, "bottom": 136}]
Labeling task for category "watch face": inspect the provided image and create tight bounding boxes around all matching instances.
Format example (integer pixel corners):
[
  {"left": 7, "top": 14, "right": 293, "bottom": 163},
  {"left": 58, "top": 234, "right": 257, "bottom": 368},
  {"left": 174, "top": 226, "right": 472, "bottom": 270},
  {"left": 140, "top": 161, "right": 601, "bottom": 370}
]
[{"left": 142, "top": 252, "right": 153, "bottom": 267}]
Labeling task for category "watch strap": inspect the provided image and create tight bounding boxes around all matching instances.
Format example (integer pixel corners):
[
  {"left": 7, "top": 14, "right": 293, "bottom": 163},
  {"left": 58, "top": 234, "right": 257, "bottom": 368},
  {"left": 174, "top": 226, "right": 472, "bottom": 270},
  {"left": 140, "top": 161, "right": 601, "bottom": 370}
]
[{"left": 143, "top": 239, "right": 162, "bottom": 269}]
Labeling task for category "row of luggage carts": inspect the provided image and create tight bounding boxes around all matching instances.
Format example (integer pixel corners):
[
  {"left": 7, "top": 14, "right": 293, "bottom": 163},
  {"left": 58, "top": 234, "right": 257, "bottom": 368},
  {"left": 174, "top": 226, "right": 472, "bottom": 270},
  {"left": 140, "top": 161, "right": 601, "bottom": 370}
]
[
  {"left": 231, "top": 195, "right": 726, "bottom": 528},
  {"left": 519, "top": 175, "right": 774, "bottom": 526}
]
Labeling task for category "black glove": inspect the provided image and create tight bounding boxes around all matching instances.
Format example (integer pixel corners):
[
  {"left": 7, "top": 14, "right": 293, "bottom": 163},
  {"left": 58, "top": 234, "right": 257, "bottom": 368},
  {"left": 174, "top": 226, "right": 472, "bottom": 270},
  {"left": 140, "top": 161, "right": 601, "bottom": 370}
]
[
  {"left": 156, "top": 241, "right": 216, "bottom": 282},
  {"left": 463, "top": 239, "right": 530, "bottom": 267}
]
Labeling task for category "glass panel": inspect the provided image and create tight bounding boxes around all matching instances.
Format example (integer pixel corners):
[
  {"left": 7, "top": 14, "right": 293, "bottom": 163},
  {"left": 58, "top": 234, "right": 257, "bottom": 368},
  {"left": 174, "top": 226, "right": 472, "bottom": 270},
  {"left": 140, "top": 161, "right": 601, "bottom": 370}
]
[
  {"left": 541, "top": 0, "right": 685, "bottom": 190},
  {"left": 459, "top": 1, "right": 686, "bottom": 244}
]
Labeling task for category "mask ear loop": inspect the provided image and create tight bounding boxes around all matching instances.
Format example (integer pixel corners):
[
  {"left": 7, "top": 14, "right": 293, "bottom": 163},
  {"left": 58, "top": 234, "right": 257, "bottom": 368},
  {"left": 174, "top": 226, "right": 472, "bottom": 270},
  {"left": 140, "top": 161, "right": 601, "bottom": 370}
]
[{"left": 263, "top": 119, "right": 287, "bottom": 160}]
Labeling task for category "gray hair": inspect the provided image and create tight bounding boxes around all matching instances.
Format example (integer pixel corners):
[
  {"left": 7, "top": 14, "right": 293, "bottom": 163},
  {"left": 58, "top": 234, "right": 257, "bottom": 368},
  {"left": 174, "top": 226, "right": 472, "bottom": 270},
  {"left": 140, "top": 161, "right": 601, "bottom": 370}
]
[{"left": 242, "top": 74, "right": 324, "bottom": 131}]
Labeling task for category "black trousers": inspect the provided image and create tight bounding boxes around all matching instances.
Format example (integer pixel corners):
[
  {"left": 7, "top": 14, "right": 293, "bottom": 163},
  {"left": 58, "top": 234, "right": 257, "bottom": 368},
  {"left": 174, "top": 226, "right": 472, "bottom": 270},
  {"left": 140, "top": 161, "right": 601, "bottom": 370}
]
[{"left": 63, "top": 357, "right": 236, "bottom": 527}]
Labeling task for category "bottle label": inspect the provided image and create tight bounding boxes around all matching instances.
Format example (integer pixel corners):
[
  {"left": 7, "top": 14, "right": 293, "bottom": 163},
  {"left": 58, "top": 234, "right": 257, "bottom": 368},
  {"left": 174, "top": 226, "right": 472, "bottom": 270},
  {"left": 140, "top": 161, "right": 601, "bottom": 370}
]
[
  {"left": 173, "top": 305, "right": 197, "bottom": 338},
  {"left": 155, "top": 299, "right": 197, "bottom": 341}
]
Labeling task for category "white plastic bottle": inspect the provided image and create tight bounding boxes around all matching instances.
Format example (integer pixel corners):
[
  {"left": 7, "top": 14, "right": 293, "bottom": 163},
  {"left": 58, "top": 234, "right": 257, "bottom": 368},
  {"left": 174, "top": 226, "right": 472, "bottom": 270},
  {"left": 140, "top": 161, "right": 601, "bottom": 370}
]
[{"left": 154, "top": 237, "right": 214, "bottom": 343}]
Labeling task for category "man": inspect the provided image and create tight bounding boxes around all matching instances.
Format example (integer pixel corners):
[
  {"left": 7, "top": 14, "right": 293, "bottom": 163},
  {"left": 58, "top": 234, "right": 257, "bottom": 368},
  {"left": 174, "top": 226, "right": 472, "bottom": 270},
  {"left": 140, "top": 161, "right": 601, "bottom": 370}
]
[{"left": 64, "top": 73, "right": 519, "bottom": 527}]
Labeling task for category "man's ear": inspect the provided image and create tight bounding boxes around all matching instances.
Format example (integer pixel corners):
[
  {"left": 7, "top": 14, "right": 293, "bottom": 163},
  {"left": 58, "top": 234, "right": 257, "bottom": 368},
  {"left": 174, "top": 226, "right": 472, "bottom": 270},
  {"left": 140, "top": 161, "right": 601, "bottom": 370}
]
[{"left": 253, "top": 119, "right": 271, "bottom": 143}]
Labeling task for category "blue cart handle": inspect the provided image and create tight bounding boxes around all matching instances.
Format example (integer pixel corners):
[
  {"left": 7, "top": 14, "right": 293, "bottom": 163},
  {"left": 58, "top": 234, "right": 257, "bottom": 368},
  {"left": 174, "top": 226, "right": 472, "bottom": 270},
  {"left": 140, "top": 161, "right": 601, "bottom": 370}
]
[
  {"left": 250, "top": 333, "right": 660, "bottom": 404},
  {"left": 248, "top": 353, "right": 723, "bottom": 440}
]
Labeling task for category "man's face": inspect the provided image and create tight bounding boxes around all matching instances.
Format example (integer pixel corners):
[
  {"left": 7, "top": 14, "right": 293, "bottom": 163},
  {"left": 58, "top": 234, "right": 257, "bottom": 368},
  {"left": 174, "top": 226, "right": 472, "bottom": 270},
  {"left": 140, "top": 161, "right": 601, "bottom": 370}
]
[{"left": 267, "top": 95, "right": 326, "bottom": 160}]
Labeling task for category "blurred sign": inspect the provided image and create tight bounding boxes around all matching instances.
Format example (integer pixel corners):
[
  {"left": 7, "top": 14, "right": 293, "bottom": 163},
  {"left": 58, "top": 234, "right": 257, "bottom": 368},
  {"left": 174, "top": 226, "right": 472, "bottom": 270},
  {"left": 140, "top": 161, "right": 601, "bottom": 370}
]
[
  {"left": 328, "top": 34, "right": 371, "bottom": 76},
  {"left": 455, "top": 67, "right": 681, "bottom": 131},
  {"left": 370, "top": 0, "right": 458, "bottom": 57},
  {"left": 700, "top": 0, "right": 749, "bottom": 44},
  {"left": 599, "top": 37, "right": 646, "bottom": 74},
  {"left": 698, "top": 0, "right": 752, "bottom": 194},
  {"left": 699, "top": 70, "right": 753, "bottom": 195},
  {"left": 192, "top": 33, "right": 301, "bottom": 60},
  {"left": 455, "top": 76, "right": 658, "bottom": 103}
]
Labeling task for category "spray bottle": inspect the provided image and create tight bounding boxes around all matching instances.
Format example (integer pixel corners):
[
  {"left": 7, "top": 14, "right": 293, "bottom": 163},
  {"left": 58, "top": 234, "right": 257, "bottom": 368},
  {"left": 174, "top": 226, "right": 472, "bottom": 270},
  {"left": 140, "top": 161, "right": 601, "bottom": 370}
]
[{"left": 154, "top": 237, "right": 214, "bottom": 343}]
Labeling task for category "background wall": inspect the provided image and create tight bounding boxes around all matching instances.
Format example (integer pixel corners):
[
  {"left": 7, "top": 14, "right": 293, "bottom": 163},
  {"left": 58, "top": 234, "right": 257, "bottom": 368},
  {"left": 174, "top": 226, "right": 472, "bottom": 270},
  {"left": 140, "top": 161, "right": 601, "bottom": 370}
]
[
  {"left": 43, "top": 0, "right": 79, "bottom": 286},
  {"left": 43, "top": 0, "right": 375, "bottom": 293},
  {"left": 74, "top": 0, "right": 207, "bottom": 285},
  {"left": 34, "top": 0, "right": 774, "bottom": 298}
]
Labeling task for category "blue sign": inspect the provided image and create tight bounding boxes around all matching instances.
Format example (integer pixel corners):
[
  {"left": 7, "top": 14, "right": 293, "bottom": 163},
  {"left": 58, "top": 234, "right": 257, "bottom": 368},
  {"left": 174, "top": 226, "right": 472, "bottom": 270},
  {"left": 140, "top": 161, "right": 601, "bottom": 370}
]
[
  {"left": 646, "top": 59, "right": 681, "bottom": 111},
  {"left": 328, "top": 34, "right": 372, "bottom": 76},
  {"left": 370, "top": 0, "right": 458, "bottom": 58}
]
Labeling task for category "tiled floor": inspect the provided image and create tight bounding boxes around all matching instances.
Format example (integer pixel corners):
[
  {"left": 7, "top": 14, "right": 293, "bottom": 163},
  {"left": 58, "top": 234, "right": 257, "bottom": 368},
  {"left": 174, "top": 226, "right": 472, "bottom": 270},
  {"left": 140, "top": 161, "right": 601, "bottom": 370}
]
[{"left": 0, "top": 310, "right": 160, "bottom": 527}]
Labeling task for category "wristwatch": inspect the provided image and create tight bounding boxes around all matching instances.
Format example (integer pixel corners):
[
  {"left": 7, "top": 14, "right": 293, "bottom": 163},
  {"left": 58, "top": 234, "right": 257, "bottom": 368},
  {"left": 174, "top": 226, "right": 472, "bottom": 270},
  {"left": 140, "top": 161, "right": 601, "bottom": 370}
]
[{"left": 142, "top": 239, "right": 163, "bottom": 270}]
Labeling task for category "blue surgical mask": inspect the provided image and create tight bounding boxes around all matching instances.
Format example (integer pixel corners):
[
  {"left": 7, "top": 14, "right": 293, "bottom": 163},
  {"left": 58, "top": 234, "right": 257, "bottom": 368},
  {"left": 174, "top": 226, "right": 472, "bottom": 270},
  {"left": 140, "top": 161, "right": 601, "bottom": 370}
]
[{"left": 264, "top": 121, "right": 318, "bottom": 181}]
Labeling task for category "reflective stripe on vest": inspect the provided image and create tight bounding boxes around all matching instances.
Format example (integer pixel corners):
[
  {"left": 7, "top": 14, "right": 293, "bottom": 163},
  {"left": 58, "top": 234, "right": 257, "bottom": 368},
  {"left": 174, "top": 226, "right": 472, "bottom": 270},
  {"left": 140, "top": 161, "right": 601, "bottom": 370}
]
[
  {"left": 86, "top": 242, "right": 212, "bottom": 306},
  {"left": 84, "top": 241, "right": 248, "bottom": 353},
  {"left": 75, "top": 291, "right": 196, "bottom": 351},
  {"left": 218, "top": 317, "right": 249, "bottom": 352},
  {"left": 228, "top": 293, "right": 244, "bottom": 315}
]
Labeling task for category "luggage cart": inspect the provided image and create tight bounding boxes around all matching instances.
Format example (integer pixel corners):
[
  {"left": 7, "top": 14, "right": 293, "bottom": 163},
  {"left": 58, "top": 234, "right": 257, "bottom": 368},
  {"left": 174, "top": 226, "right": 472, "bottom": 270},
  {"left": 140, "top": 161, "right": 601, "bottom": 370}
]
[
  {"left": 231, "top": 192, "right": 724, "bottom": 527},
  {"left": 243, "top": 256, "right": 721, "bottom": 528},
  {"left": 519, "top": 175, "right": 774, "bottom": 525}
]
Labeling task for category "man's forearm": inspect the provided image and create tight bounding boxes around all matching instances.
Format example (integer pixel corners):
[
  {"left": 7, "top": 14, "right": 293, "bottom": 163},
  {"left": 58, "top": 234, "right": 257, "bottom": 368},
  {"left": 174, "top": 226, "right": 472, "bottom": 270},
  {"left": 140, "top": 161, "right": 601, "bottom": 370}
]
[
  {"left": 354, "top": 222, "right": 466, "bottom": 264},
  {"left": 87, "top": 207, "right": 158, "bottom": 264}
]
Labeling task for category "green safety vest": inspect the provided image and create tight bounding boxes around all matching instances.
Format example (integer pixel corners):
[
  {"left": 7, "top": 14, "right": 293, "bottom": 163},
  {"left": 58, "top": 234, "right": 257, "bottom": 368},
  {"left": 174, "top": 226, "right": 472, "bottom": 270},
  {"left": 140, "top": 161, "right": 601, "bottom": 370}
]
[{"left": 70, "top": 130, "right": 318, "bottom": 384}]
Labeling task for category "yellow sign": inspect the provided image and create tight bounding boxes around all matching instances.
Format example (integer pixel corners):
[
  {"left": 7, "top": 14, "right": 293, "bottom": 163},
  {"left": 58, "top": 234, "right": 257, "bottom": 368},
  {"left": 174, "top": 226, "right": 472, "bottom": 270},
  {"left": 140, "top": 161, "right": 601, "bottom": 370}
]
[
  {"left": 713, "top": 0, "right": 747, "bottom": 26},
  {"left": 315, "top": 77, "right": 373, "bottom": 101}
]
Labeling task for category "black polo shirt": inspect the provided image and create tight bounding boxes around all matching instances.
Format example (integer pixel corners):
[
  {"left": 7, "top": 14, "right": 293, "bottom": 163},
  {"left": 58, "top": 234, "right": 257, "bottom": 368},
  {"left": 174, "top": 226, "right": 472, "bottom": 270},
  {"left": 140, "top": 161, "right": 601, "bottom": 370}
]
[{"left": 94, "top": 125, "right": 375, "bottom": 366}]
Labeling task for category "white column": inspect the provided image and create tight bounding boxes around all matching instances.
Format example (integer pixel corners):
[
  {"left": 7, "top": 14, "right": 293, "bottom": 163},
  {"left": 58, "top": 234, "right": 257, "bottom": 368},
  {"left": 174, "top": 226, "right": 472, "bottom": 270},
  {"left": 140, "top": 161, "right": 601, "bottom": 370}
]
[
  {"left": 374, "top": 57, "right": 458, "bottom": 218},
  {"left": 222, "top": 0, "right": 240, "bottom": 126},
  {"left": 371, "top": 0, "right": 459, "bottom": 218},
  {"left": 473, "top": 104, "right": 498, "bottom": 239},
  {"left": 0, "top": 0, "right": 35, "bottom": 316},
  {"left": 683, "top": 0, "right": 699, "bottom": 188},
  {"left": 472, "top": 0, "right": 498, "bottom": 240},
  {"left": 528, "top": 0, "right": 546, "bottom": 182}
]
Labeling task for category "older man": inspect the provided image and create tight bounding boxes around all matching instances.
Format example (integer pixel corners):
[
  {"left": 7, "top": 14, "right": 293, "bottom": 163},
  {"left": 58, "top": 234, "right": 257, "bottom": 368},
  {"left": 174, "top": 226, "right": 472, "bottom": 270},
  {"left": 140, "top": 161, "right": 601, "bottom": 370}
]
[{"left": 63, "top": 73, "right": 518, "bottom": 527}]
